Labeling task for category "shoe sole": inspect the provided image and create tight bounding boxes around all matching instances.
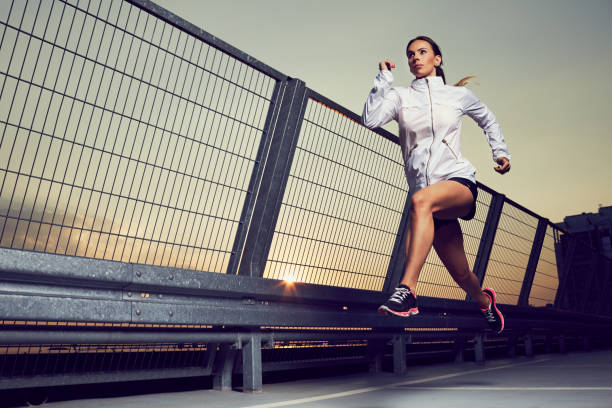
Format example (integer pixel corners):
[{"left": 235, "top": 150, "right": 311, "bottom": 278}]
[
  {"left": 483, "top": 288, "right": 504, "bottom": 334},
  {"left": 378, "top": 305, "right": 419, "bottom": 317}
]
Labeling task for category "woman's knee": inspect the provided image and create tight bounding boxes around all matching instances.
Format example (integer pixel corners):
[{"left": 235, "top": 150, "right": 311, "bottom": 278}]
[
  {"left": 450, "top": 268, "right": 474, "bottom": 285},
  {"left": 410, "top": 191, "right": 432, "bottom": 216}
]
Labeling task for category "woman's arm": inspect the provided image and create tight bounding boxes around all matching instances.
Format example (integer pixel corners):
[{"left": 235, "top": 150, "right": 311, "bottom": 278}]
[
  {"left": 361, "top": 66, "right": 400, "bottom": 129},
  {"left": 461, "top": 88, "right": 511, "bottom": 173}
]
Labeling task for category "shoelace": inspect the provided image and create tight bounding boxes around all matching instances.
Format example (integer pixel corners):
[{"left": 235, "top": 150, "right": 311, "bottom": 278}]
[
  {"left": 481, "top": 306, "right": 496, "bottom": 323},
  {"left": 390, "top": 287, "right": 412, "bottom": 303}
]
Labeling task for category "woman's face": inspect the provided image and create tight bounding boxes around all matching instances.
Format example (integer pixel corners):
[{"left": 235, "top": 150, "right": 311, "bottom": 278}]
[{"left": 407, "top": 40, "right": 442, "bottom": 79}]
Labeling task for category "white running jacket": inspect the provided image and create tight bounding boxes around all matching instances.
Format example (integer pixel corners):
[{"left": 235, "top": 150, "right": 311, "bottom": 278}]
[{"left": 362, "top": 70, "right": 510, "bottom": 194}]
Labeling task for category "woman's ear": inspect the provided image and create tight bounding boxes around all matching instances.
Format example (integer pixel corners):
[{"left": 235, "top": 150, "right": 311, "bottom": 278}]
[{"left": 434, "top": 55, "right": 442, "bottom": 67}]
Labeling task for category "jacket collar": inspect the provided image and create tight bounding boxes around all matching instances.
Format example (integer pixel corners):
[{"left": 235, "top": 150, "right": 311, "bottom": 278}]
[{"left": 411, "top": 75, "right": 445, "bottom": 90}]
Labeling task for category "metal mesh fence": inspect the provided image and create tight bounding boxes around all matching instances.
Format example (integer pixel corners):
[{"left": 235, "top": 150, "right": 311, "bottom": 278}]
[
  {"left": 528, "top": 225, "right": 560, "bottom": 307},
  {"left": 263, "top": 340, "right": 367, "bottom": 367},
  {"left": 417, "top": 187, "right": 492, "bottom": 300},
  {"left": 483, "top": 201, "right": 538, "bottom": 305},
  {"left": 0, "top": 342, "right": 211, "bottom": 378},
  {"left": 0, "top": 0, "right": 275, "bottom": 273},
  {"left": 1, "top": 320, "right": 213, "bottom": 329},
  {"left": 263, "top": 98, "right": 407, "bottom": 291}
]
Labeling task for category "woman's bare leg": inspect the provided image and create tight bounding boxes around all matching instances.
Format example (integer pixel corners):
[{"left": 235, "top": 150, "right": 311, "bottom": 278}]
[
  {"left": 399, "top": 180, "right": 474, "bottom": 291},
  {"left": 403, "top": 220, "right": 412, "bottom": 260},
  {"left": 432, "top": 219, "right": 490, "bottom": 308}
]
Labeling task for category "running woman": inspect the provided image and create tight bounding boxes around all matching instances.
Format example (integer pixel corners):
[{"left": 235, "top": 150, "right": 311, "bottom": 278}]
[{"left": 362, "top": 36, "right": 509, "bottom": 333}]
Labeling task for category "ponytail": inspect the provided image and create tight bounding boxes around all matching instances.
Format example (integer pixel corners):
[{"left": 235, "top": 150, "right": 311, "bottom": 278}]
[
  {"left": 454, "top": 75, "right": 478, "bottom": 87},
  {"left": 435, "top": 66, "right": 446, "bottom": 84}
]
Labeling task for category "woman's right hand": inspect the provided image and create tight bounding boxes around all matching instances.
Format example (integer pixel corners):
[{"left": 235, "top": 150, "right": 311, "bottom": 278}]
[
  {"left": 379, "top": 59, "right": 396, "bottom": 71},
  {"left": 494, "top": 157, "right": 511, "bottom": 174}
]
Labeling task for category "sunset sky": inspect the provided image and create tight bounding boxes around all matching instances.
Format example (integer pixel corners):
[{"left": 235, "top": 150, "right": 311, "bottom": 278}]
[{"left": 154, "top": 0, "right": 612, "bottom": 223}]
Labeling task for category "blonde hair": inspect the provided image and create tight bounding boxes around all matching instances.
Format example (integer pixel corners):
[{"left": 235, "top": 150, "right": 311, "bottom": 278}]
[{"left": 454, "top": 75, "right": 478, "bottom": 87}]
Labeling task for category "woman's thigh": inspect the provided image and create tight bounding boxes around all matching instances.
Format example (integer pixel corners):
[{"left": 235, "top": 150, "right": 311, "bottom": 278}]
[{"left": 412, "top": 180, "right": 474, "bottom": 220}]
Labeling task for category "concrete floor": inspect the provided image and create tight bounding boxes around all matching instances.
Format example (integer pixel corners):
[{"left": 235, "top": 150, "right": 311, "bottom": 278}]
[{"left": 28, "top": 349, "right": 612, "bottom": 408}]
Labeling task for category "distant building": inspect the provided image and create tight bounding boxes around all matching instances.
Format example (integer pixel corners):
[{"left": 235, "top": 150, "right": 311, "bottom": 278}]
[
  {"left": 556, "top": 205, "right": 612, "bottom": 259},
  {"left": 554, "top": 206, "right": 612, "bottom": 314}
]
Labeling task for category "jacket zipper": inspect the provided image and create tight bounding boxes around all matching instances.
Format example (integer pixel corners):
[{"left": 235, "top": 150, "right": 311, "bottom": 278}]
[
  {"left": 442, "top": 139, "right": 460, "bottom": 161},
  {"left": 425, "top": 79, "right": 435, "bottom": 185}
]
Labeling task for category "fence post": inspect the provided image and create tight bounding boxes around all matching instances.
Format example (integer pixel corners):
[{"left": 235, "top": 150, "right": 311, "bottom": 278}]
[
  {"left": 230, "top": 79, "right": 308, "bottom": 277},
  {"left": 579, "top": 230, "right": 602, "bottom": 313},
  {"left": 467, "top": 191, "right": 504, "bottom": 302},
  {"left": 518, "top": 219, "right": 548, "bottom": 307},
  {"left": 226, "top": 80, "right": 284, "bottom": 275},
  {"left": 554, "top": 237, "right": 577, "bottom": 309}
]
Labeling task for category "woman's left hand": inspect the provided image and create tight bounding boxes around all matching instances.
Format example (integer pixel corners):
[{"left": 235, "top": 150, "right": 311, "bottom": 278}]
[{"left": 494, "top": 157, "right": 511, "bottom": 174}]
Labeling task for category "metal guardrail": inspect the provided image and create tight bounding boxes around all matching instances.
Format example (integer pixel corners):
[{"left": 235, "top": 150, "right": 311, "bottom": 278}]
[{"left": 1, "top": 0, "right": 611, "bottom": 396}]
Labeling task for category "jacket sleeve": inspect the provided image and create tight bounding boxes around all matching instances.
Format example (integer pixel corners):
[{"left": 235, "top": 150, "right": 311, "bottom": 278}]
[
  {"left": 361, "top": 70, "right": 400, "bottom": 129},
  {"left": 461, "top": 88, "right": 511, "bottom": 162}
]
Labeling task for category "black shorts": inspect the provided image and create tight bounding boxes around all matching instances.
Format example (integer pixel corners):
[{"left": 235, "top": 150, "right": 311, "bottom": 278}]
[{"left": 433, "top": 177, "right": 478, "bottom": 230}]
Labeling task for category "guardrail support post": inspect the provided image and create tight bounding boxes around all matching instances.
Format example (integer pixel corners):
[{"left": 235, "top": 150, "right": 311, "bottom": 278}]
[
  {"left": 545, "top": 333, "right": 553, "bottom": 353},
  {"left": 213, "top": 345, "right": 238, "bottom": 391},
  {"left": 242, "top": 333, "right": 263, "bottom": 393},
  {"left": 393, "top": 333, "right": 409, "bottom": 374},
  {"left": 507, "top": 333, "right": 518, "bottom": 358},
  {"left": 453, "top": 337, "right": 466, "bottom": 363},
  {"left": 524, "top": 333, "right": 534, "bottom": 358},
  {"left": 474, "top": 332, "right": 485, "bottom": 365},
  {"left": 559, "top": 334, "right": 567, "bottom": 354},
  {"left": 204, "top": 342, "right": 219, "bottom": 373},
  {"left": 368, "top": 338, "right": 385, "bottom": 373},
  {"left": 583, "top": 336, "right": 591, "bottom": 351}
]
